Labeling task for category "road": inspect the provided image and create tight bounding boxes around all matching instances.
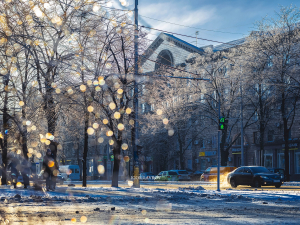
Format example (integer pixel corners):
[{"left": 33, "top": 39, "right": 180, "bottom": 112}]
[{"left": 60, "top": 180, "right": 300, "bottom": 192}]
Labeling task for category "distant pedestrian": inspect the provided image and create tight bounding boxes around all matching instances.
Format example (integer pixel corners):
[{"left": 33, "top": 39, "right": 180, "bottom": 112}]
[
  {"left": 42, "top": 149, "right": 57, "bottom": 191},
  {"left": 8, "top": 157, "right": 19, "bottom": 188},
  {"left": 21, "top": 159, "right": 30, "bottom": 189}
]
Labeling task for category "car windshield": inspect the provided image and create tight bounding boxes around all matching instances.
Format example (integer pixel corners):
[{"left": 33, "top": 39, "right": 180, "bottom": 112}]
[
  {"left": 178, "top": 171, "right": 188, "bottom": 174},
  {"left": 250, "top": 167, "right": 270, "bottom": 173}
]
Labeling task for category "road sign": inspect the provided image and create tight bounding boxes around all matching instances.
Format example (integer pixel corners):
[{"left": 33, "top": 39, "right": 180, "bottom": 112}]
[{"left": 199, "top": 152, "right": 205, "bottom": 157}]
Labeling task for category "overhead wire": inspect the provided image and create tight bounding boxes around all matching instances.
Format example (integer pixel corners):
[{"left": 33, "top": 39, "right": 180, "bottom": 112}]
[{"left": 139, "top": 15, "right": 246, "bottom": 35}]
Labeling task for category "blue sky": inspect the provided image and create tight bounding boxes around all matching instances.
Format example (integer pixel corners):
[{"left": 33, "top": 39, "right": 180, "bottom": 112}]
[{"left": 111, "top": 0, "right": 299, "bottom": 47}]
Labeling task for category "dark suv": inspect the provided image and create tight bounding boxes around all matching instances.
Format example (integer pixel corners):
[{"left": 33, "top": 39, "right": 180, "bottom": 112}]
[{"left": 227, "top": 166, "right": 283, "bottom": 188}]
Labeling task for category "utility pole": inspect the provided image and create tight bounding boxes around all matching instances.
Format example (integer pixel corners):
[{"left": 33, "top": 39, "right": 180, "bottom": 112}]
[
  {"left": 133, "top": 0, "right": 140, "bottom": 188},
  {"left": 240, "top": 66, "right": 244, "bottom": 166},
  {"left": 240, "top": 82, "right": 244, "bottom": 166},
  {"left": 195, "top": 31, "right": 199, "bottom": 47}
]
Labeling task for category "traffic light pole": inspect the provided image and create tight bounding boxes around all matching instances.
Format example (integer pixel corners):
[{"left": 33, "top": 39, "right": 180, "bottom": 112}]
[{"left": 240, "top": 82, "right": 244, "bottom": 166}]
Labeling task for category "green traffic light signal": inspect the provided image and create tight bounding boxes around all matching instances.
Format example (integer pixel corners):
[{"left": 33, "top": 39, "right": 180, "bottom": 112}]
[{"left": 219, "top": 117, "right": 226, "bottom": 130}]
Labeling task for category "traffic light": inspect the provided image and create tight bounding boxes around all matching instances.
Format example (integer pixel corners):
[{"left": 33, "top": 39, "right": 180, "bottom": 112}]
[{"left": 219, "top": 117, "right": 227, "bottom": 130}]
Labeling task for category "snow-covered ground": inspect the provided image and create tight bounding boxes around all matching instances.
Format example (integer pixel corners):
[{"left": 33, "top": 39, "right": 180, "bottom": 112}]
[{"left": 1, "top": 184, "right": 300, "bottom": 224}]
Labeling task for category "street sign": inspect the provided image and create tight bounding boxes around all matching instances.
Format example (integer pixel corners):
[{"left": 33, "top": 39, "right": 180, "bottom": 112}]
[{"left": 199, "top": 152, "right": 205, "bottom": 156}]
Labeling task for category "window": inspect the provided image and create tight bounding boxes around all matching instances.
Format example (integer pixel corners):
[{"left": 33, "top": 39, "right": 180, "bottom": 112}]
[
  {"left": 200, "top": 138, "right": 205, "bottom": 148},
  {"left": 264, "top": 154, "right": 273, "bottom": 168},
  {"left": 200, "top": 94, "right": 205, "bottom": 103},
  {"left": 244, "top": 168, "right": 252, "bottom": 174},
  {"left": 223, "top": 66, "right": 228, "bottom": 76},
  {"left": 187, "top": 159, "right": 192, "bottom": 170},
  {"left": 278, "top": 153, "right": 285, "bottom": 169},
  {"left": 141, "top": 84, "right": 145, "bottom": 95},
  {"left": 142, "top": 103, "right": 145, "bottom": 113},
  {"left": 267, "top": 130, "right": 274, "bottom": 142},
  {"left": 267, "top": 55, "right": 273, "bottom": 67},
  {"left": 150, "top": 104, "right": 154, "bottom": 111},
  {"left": 235, "top": 167, "right": 244, "bottom": 173},
  {"left": 288, "top": 128, "right": 292, "bottom": 140},
  {"left": 212, "top": 135, "right": 217, "bottom": 148},
  {"left": 253, "top": 111, "right": 258, "bottom": 121},
  {"left": 235, "top": 136, "right": 241, "bottom": 146},
  {"left": 295, "top": 153, "right": 300, "bottom": 174},
  {"left": 253, "top": 131, "right": 260, "bottom": 144}
]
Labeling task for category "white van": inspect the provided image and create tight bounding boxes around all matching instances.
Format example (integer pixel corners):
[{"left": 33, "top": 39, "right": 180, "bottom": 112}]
[{"left": 59, "top": 165, "right": 80, "bottom": 181}]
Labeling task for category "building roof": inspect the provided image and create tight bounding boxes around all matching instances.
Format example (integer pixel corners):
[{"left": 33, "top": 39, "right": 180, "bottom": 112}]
[
  {"left": 213, "top": 37, "right": 247, "bottom": 51},
  {"left": 163, "top": 33, "right": 204, "bottom": 52}
]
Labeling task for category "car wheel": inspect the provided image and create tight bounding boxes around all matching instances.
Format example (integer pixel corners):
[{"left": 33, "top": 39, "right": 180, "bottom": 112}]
[
  {"left": 253, "top": 179, "right": 261, "bottom": 188},
  {"left": 275, "top": 184, "right": 281, "bottom": 188},
  {"left": 230, "top": 179, "right": 237, "bottom": 188}
]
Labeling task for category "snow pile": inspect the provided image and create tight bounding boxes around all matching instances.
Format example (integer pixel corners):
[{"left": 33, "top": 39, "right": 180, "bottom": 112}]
[{"left": 178, "top": 186, "right": 205, "bottom": 191}]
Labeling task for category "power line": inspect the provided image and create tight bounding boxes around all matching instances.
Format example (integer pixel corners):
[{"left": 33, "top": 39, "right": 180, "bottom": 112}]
[
  {"left": 139, "top": 15, "right": 245, "bottom": 35},
  {"left": 54, "top": 0, "right": 245, "bottom": 48},
  {"left": 140, "top": 25, "right": 241, "bottom": 46}
]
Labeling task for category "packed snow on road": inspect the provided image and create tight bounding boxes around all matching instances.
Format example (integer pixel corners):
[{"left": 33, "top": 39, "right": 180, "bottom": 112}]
[{"left": 0, "top": 184, "right": 300, "bottom": 224}]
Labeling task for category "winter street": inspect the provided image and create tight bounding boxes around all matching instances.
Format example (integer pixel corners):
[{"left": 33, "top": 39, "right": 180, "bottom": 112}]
[{"left": 0, "top": 183, "right": 300, "bottom": 224}]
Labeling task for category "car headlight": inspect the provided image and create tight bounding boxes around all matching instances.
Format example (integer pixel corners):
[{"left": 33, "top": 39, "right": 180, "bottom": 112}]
[{"left": 260, "top": 176, "right": 269, "bottom": 179}]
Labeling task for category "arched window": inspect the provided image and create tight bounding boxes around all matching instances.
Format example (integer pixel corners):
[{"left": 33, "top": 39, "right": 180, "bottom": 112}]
[{"left": 155, "top": 50, "right": 174, "bottom": 70}]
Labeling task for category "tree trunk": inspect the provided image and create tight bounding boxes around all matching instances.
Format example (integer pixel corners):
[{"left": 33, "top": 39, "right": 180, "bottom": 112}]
[
  {"left": 76, "top": 138, "right": 82, "bottom": 181},
  {"left": 283, "top": 118, "right": 290, "bottom": 181},
  {"left": 281, "top": 92, "right": 290, "bottom": 181},
  {"left": 259, "top": 122, "right": 265, "bottom": 166},
  {"left": 258, "top": 84, "right": 265, "bottom": 166},
  {"left": 45, "top": 80, "right": 56, "bottom": 135},
  {"left": 22, "top": 131, "right": 28, "bottom": 161},
  {"left": 111, "top": 144, "right": 121, "bottom": 187},
  {"left": 1, "top": 81, "right": 9, "bottom": 185},
  {"left": 82, "top": 112, "right": 89, "bottom": 187}
]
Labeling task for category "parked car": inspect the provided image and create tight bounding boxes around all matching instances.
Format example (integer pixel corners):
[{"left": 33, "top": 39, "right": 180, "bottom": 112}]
[
  {"left": 59, "top": 165, "right": 80, "bottom": 181},
  {"left": 200, "top": 166, "right": 236, "bottom": 182},
  {"left": 139, "top": 172, "right": 155, "bottom": 181},
  {"left": 227, "top": 166, "right": 283, "bottom": 188},
  {"left": 190, "top": 171, "right": 204, "bottom": 181},
  {"left": 268, "top": 168, "right": 286, "bottom": 181},
  {"left": 169, "top": 170, "right": 191, "bottom": 181},
  {"left": 154, "top": 171, "right": 179, "bottom": 181}
]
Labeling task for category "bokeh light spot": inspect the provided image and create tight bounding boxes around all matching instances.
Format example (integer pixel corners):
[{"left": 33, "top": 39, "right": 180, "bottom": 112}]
[
  {"left": 163, "top": 118, "right": 169, "bottom": 125},
  {"left": 87, "top": 127, "right": 95, "bottom": 135},
  {"left": 48, "top": 161, "right": 54, "bottom": 168},
  {"left": 121, "top": 143, "right": 128, "bottom": 150},
  {"left": 98, "top": 137, "right": 104, "bottom": 143},
  {"left": 80, "top": 216, "right": 87, "bottom": 223},
  {"left": 97, "top": 165, "right": 105, "bottom": 174},
  {"left": 157, "top": 109, "right": 163, "bottom": 115}
]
